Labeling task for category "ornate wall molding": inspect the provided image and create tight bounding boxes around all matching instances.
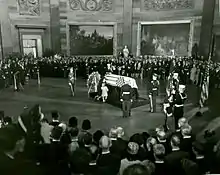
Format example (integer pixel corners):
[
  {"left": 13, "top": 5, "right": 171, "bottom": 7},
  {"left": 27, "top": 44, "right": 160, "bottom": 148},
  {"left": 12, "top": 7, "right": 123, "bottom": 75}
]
[
  {"left": 18, "top": 0, "right": 40, "bottom": 16},
  {"left": 69, "top": 0, "right": 113, "bottom": 12},
  {"left": 142, "top": 0, "right": 194, "bottom": 11}
]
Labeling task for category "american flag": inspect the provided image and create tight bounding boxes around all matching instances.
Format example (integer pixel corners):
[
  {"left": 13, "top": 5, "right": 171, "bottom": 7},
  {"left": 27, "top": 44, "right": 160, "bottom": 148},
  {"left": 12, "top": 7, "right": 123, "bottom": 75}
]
[
  {"left": 116, "top": 76, "right": 125, "bottom": 87},
  {"left": 199, "top": 58, "right": 211, "bottom": 108}
]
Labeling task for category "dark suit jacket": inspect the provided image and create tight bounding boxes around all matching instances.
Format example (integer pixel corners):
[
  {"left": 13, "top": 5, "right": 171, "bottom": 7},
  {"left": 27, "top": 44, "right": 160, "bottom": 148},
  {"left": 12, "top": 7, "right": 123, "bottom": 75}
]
[
  {"left": 0, "top": 152, "right": 44, "bottom": 175},
  {"left": 48, "top": 141, "right": 70, "bottom": 175},
  {"left": 165, "top": 150, "right": 190, "bottom": 175},
  {"left": 154, "top": 161, "right": 167, "bottom": 175},
  {"left": 110, "top": 138, "right": 128, "bottom": 159},
  {"left": 180, "top": 136, "right": 194, "bottom": 154},
  {"left": 97, "top": 152, "right": 120, "bottom": 175}
]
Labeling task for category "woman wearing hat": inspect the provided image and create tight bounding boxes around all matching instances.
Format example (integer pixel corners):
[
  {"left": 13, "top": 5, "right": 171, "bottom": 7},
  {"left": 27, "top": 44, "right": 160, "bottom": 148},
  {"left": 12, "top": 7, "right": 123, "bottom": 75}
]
[{"left": 119, "top": 142, "right": 141, "bottom": 175}]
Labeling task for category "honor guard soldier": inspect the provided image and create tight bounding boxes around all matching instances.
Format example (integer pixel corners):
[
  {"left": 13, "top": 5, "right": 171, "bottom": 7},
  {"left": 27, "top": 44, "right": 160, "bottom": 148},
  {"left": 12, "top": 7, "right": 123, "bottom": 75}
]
[
  {"left": 68, "top": 67, "right": 75, "bottom": 97},
  {"left": 173, "top": 84, "right": 186, "bottom": 130},
  {"left": 172, "top": 72, "right": 180, "bottom": 92},
  {"left": 163, "top": 95, "right": 173, "bottom": 131},
  {"left": 120, "top": 84, "right": 133, "bottom": 118},
  {"left": 149, "top": 74, "right": 160, "bottom": 113}
]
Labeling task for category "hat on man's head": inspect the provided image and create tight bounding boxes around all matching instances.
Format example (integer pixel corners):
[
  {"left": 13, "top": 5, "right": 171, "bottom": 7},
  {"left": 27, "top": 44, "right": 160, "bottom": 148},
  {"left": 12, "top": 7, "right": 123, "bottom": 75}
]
[{"left": 127, "top": 142, "right": 139, "bottom": 155}]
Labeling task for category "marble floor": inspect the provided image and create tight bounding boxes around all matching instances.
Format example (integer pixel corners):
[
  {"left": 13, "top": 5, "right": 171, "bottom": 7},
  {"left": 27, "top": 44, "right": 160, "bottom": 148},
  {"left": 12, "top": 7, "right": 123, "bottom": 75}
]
[{"left": 0, "top": 77, "right": 219, "bottom": 138}]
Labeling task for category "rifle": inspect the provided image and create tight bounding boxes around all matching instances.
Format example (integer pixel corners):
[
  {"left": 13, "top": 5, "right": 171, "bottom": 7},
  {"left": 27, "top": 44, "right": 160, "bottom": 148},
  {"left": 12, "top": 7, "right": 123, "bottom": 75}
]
[{"left": 149, "top": 94, "right": 153, "bottom": 112}]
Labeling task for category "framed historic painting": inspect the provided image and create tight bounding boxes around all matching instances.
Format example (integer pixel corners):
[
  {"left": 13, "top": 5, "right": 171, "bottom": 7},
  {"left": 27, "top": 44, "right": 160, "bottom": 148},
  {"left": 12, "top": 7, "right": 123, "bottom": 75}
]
[
  {"left": 137, "top": 20, "right": 194, "bottom": 57},
  {"left": 69, "top": 25, "right": 114, "bottom": 55}
]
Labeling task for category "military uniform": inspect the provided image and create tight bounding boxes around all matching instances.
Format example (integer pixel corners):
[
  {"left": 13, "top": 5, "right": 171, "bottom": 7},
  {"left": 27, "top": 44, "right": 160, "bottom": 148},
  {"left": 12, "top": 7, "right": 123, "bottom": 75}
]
[
  {"left": 149, "top": 75, "right": 159, "bottom": 113},
  {"left": 120, "top": 84, "right": 133, "bottom": 118},
  {"left": 173, "top": 85, "right": 187, "bottom": 130},
  {"left": 163, "top": 96, "right": 173, "bottom": 131},
  {"left": 68, "top": 69, "right": 75, "bottom": 96}
]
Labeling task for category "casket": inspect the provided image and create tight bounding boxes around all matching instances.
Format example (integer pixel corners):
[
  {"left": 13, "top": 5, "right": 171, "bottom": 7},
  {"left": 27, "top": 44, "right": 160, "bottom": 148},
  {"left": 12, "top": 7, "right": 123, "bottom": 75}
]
[{"left": 103, "top": 73, "right": 139, "bottom": 107}]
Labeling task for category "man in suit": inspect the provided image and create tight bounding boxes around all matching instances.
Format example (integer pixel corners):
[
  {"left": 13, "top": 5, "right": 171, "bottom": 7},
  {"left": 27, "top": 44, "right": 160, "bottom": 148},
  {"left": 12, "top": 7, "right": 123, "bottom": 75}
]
[
  {"left": 156, "top": 130, "right": 170, "bottom": 154},
  {"left": 109, "top": 127, "right": 126, "bottom": 159},
  {"left": 165, "top": 135, "right": 190, "bottom": 175},
  {"left": 153, "top": 144, "right": 167, "bottom": 175},
  {"left": 97, "top": 136, "right": 120, "bottom": 175},
  {"left": 180, "top": 124, "right": 194, "bottom": 154},
  {"left": 120, "top": 84, "right": 133, "bottom": 118}
]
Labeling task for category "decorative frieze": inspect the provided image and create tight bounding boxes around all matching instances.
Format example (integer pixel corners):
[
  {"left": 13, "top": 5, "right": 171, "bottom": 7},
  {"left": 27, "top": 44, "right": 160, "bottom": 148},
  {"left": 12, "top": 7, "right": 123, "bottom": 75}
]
[
  {"left": 69, "top": 0, "right": 113, "bottom": 12},
  {"left": 18, "top": 0, "right": 40, "bottom": 16},
  {"left": 142, "top": 0, "right": 194, "bottom": 11}
]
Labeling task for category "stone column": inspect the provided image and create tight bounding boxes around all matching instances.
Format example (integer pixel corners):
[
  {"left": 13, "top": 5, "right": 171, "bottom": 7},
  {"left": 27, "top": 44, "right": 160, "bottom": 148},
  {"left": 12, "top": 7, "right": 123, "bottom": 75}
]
[
  {"left": 50, "top": 0, "right": 61, "bottom": 53},
  {"left": 122, "top": 0, "right": 133, "bottom": 53},
  {"left": 198, "top": 0, "right": 215, "bottom": 58},
  {"left": 0, "top": 0, "right": 13, "bottom": 58}
]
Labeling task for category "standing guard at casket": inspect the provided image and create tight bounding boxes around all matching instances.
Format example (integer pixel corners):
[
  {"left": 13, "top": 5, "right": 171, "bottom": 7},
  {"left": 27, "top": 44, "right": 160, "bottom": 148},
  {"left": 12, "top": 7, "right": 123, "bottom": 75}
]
[
  {"left": 163, "top": 94, "right": 173, "bottom": 131},
  {"left": 173, "top": 84, "right": 187, "bottom": 130},
  {"left": 149, "top": 74, "right": 160, "bottom": 113},
  {"left": 120, "top": 84, "right": 133, "bottom": 118},
  {"left": 68, "top": 67, "right": 75, "bottom": 97}
]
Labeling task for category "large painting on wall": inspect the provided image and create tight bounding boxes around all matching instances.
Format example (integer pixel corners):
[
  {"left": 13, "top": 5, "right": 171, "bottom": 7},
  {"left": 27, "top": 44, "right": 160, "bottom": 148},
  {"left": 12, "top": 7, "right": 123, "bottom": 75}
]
[
  {"left": 70, "top": 25, "right": 114, "bottom": 55},
  {"left": 140, "top": 23, "right": 190, "bottom": 56}
]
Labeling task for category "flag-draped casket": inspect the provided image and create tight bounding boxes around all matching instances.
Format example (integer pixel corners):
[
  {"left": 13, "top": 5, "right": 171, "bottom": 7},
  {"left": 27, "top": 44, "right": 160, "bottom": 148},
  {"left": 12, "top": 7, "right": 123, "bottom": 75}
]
[
  {"left": 104, "top": 73, "right": 138, "bottom": 89},
  {"left": 103, "top": 74, "right": 139, "bottom": 106}
]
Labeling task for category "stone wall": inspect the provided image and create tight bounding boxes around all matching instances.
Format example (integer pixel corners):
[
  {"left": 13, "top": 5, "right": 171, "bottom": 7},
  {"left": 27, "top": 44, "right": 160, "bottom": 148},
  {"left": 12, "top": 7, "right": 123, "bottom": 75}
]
[
  {"left": 1, "top": 0, "right": 51, "bottom": 56},
  {"left": 1, "top": 0, "right": 220, "bottom": 57}
]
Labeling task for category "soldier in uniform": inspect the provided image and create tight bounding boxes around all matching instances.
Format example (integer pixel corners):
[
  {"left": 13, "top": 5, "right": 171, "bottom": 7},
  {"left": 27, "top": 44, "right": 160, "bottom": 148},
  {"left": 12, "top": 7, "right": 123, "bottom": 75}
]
[
  {"left": 163, "top": 95, "right": 173, "bottom": 131},
  {"left": 173, "top": 84, "right": 187, "bottom": 130},
  {"left": 120, "top": 84, "right": 133, "bottom": 118},
  {"left": 166, "top": 72, "right": 179, "bottom": 97},
  {"left": 68, "top": 67, "right": 75, "bottom": 97},
  {"left": 149, "top": 74, "right": 160, "bottom": 113}
]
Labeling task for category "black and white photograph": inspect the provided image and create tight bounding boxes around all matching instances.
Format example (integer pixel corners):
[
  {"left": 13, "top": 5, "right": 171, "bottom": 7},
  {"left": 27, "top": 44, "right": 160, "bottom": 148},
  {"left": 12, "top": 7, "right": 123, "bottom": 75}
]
[{"left": 0, "top": 0, "right": 220, "bottom": 174}]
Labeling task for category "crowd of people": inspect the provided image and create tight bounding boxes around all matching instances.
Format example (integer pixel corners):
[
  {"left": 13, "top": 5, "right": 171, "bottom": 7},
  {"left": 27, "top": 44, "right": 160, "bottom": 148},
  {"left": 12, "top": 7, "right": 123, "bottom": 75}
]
[
  {"left": 0, "top": 54, "right": 220, "bottom": 91},
  {"left": 0, "top": 104, "right": 220, "bottom": 175}
]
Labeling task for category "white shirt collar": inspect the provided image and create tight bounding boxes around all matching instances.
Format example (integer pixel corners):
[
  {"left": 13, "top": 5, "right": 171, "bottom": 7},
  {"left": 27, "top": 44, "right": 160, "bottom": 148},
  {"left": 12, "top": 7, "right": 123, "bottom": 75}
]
[
  {"left": 102, "top": 151, "right": 110, "bottom": 154},
  {"left": 110, "top": 138, "right": 117, "bottom": 141},
  {"left": 52, "top": 120, "right": 59, "bottom": 122},
  {"left": 183, "top": 135, "right": 191, "bottom": 139},
  {"left": 158, "top": 138, "right": 166, "bottom": 143},
  {"left": 71, "top": 138, "right": 78, "bottom": 142},
  {"left": 172, "top": 148, "right": 180, "bottom": 151},
  {"left": 196, "top": 155, "right": 204, "bottom": 159},
  {"left": 155, "top": 160, "right": 164, "bottom": 163}
]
